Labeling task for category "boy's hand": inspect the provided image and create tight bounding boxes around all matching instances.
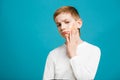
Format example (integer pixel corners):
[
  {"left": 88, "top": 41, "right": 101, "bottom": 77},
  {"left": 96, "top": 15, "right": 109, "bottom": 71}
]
[{"left": 65, "top": 26, "right": 80, "bottom": 58}]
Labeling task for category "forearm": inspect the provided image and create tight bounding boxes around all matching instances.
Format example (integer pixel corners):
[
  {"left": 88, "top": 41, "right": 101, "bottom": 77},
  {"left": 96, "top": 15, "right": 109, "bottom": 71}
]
[{"left": 69, "top": 56, "right": 99, "bottom": 80}]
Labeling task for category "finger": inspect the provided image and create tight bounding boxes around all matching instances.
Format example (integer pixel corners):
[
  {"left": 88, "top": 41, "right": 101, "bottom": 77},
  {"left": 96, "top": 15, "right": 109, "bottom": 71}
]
[
  {"left": 71, "top": 28, "right": 76, "bottom": 39},
  {"left": 66, "top": 35, "right": 69, "bottom": 43},
  {"left": 69, "top": 30, "right": 72, "bottom": 42}
]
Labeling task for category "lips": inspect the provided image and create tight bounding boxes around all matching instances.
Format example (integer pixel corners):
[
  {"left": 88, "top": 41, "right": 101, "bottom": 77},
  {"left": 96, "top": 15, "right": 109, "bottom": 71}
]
[{"left": 61, "top": 31, "right": 70, "bottom": 35}]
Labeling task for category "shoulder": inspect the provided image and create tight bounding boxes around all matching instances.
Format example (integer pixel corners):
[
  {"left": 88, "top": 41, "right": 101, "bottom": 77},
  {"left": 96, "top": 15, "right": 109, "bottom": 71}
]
[
  {"left": 47, "top": 44, "right": 66, "bottom": 58},
  {"left": 81, "top": 41, "right": 101, "bottom": 56},
  {"left": 84, "top": 41, "right": 100, "bottom": 51}
]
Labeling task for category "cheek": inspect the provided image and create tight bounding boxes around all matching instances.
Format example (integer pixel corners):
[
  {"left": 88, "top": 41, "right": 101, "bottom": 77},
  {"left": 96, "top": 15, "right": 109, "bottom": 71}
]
[
  {"left": 66, "top": 23, "right": 74, "bottom": 30},
  {"left": 69, "top": 25, "right": 78, "bottom": 32},
  {"left": 57, "top": 28, "right": 60, "bottom": 32}
]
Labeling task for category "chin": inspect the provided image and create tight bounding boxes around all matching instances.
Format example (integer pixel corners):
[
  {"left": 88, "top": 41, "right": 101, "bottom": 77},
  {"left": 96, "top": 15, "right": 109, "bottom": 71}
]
[{"left": 62, "top": 34, "right": 69, "bottom": 38}]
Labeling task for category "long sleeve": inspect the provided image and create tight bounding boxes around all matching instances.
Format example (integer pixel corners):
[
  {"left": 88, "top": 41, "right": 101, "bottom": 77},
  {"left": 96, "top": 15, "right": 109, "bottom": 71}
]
[
  {"left": 69, "top": 48, "right": 101, "bottom": 80},
  {"left": 43, "top": 54, "right": 55, "bottom": 80}
]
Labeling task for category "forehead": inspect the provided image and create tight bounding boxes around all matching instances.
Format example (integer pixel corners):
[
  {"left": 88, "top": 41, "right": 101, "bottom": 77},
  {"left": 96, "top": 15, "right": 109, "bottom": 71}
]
[{"left": 55, "top": 13, "right": 74, "bottom": 22}]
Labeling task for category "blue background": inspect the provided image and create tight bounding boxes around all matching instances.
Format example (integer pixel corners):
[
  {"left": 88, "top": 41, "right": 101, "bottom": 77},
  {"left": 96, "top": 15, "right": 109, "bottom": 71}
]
[{"left": 0, "top": 0, "right": 120, "bottom": 80}]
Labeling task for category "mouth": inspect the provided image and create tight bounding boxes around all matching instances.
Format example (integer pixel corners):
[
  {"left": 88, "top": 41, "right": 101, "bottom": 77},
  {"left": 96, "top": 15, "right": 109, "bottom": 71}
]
[{"left": 61, "top": 31, "right": 70, "bottom": 35}]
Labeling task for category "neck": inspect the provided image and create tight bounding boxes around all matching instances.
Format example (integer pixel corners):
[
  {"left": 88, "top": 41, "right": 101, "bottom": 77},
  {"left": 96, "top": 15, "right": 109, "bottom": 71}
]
[{"left": 75, "top": 37, "right": 84, "bottom": 44}]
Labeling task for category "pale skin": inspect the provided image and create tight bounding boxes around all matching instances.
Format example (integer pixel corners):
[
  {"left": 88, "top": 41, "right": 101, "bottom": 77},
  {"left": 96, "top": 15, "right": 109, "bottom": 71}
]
[{"left": 55, "top": 13, "right": 83, "bottom": 58}]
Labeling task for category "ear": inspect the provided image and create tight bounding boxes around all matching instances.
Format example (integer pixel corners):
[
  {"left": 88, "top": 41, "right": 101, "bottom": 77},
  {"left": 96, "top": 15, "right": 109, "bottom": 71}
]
[{"left": 76, "top": 19, "right": 82, "bottom": 29}]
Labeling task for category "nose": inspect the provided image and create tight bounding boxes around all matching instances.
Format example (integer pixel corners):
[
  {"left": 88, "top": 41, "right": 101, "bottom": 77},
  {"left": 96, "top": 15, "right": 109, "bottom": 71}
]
[{"left": 61, "top": 23, "right": 66, "bottom": 30}]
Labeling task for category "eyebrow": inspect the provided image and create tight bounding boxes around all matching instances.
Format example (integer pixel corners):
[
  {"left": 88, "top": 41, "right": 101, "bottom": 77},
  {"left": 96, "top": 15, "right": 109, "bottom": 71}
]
[{"left": 56, "top": 19, "right": 69, "bottom": 24}]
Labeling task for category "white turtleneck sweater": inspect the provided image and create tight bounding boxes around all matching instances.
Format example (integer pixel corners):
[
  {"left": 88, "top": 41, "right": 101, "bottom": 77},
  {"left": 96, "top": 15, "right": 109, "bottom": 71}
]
[{"left": 43, "top": 41, "right": 101, "bottom": 80}]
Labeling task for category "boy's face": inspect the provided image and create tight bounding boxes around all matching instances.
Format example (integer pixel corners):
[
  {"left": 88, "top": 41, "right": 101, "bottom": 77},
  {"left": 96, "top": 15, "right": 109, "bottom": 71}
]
[{"left": 55, "top": 13, "right": 82, "bottom": 38}]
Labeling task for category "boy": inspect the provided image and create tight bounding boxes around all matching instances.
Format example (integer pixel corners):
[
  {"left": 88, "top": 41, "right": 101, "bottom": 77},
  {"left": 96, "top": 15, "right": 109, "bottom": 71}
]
[{"left": 43, "top": 6, "right": 101, "bottom": 80}]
